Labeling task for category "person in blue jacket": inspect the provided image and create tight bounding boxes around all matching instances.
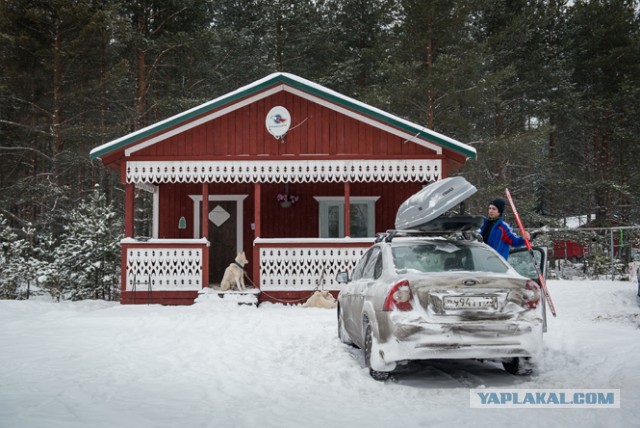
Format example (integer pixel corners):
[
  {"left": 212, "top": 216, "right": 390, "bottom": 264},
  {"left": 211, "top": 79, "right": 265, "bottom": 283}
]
[{"left": 481, "top": 198, "right": 529, "bottom": 260}]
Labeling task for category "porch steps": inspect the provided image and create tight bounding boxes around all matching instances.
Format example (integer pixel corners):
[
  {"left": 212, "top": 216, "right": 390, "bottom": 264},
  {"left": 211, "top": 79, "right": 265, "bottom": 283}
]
[{"left": 195, "top": 287, "right": 260, "bottom": 306}]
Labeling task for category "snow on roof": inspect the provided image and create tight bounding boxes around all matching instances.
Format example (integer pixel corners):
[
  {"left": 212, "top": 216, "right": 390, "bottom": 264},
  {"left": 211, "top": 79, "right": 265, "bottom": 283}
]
[{"left": 90, "top": 72, "right": 477, "bottom": 160}]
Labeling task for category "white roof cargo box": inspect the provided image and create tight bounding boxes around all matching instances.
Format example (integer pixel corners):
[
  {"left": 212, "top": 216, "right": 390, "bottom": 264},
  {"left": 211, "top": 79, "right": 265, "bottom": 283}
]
[{"left": 395, "top": 176, "right": 483, "bottom": 232}]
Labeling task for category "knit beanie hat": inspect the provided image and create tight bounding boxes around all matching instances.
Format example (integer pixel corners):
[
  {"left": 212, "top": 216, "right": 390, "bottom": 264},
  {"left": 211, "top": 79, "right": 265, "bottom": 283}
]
[{"left": 489, "top": 198, "right": 505, "bottom": 216}]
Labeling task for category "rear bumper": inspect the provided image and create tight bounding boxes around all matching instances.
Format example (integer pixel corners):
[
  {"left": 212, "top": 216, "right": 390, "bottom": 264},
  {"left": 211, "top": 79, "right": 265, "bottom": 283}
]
[{"left": 373, "top": 315, "right": 543, "bottom": 371}]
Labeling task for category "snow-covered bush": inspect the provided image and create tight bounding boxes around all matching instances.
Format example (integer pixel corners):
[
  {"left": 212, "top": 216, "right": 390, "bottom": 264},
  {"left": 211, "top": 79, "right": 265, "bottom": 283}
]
[
  {"left": 585, "top": 255, "right": 627, "bottom": 280},
  {"left": 1, "top": 187, "right": 123, "bottom": 302},
  {"left": 42, "top": 186, "right": 123, "bottom": 301},
  {"left": 0, "top": 216, "right": 42, "bottom": 299}
]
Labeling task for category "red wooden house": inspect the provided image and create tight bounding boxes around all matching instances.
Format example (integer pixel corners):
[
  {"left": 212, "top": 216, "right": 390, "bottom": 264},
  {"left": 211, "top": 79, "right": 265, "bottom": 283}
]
[{"left": 90, "top": 73, "right": 476, "bottom": 305}]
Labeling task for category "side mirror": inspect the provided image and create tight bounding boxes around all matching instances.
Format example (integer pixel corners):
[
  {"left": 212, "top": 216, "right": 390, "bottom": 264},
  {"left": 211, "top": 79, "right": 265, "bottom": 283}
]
[{"left": 336, "top": 271, "right": 349, "bottom": 284}]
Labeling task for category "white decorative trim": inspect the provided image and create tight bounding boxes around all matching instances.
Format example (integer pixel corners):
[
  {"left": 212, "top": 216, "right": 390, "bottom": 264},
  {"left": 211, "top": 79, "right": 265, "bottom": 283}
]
[
  {"left": 258, "top": 245, "right": 371, "bottom": 291},
  {"left": 125, "top": 247, "right": 203, "bottom": 291},
  {"left": 189, "top": 195, "right": 248, "bottom": 252},
  {"left": 127, "top": 159, "right": 440, "bottom": 184}
]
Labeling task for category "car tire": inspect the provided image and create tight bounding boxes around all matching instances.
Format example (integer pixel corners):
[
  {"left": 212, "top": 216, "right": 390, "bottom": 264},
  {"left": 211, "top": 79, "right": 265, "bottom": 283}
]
[
  {"left": 502, "top": 357, "right": 534, "bottom": 376},
  {"left": 364, "top": 320, "right": 391, "bottom": 381},
  {"left": 337, "top": 306, "right": 355, "bottom": 346}
]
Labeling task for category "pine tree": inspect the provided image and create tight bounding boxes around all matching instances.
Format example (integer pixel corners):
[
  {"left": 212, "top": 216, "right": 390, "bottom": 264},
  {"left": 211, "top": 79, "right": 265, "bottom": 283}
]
[
  {"left": 319, "top": 0, "right": 397, "bottom": 100},
  {"left": 0, "top": 0, "right": 131, "bottom": 232},
  {"left": 384, "top": 0, "right": 481, "bottom": 131},
  {"left": 0, "top": 214, "right": 21, "bottom": 299},
  {"left": 562, "top": 0, "right": 640, "bottom": 227},
  {"left": 48, "top": 186, "right": 123, "bottom": 301},
  {"left": 0, "top": 215, "right": 41, "bottom": 299},
  {"left": 209, "top": 0, "right": 335, "bottom": 87},
  {"left": 457, "top": 0, "right": 568, "bottom": 226}
]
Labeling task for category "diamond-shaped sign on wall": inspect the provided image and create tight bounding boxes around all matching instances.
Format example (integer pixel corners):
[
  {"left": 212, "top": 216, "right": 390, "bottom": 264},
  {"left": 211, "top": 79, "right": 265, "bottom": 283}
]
[{"left": 209, "top": 205, "right": 231, "bottom": 227}]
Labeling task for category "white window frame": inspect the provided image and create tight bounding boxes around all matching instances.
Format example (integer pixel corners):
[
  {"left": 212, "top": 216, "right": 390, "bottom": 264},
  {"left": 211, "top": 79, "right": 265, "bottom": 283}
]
[{"left": 314, "top": 196, "right": 380, "bottom": 238}]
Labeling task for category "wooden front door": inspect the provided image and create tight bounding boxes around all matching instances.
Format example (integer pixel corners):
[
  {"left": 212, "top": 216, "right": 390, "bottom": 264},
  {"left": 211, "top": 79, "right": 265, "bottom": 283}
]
[{"left": 208, "top": 200, "right": 238, "bottom": 285}]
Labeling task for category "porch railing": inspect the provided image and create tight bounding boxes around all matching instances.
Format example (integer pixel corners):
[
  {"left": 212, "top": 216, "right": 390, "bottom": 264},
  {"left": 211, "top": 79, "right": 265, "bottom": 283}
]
[
  {"left": 119, "top": 237, "right": 372, "bottom": 297},
  {"left": 254, "top": 238, "right": 374, "bottom": 291},
  {"left": 120, "top": 238, "right": 209, "bottom": 292}
]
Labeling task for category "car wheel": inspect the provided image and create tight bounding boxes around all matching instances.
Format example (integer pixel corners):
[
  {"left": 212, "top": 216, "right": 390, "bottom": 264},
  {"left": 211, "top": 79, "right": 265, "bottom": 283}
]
[
  {"left": 364, "top": 320, "right": 390, "bottom": 381},
  {"left": 502, "top": 357, "right": 534, "bottom": 376},
  {"left": 337, "top": 306, "right": 354, "bottom": 346}
]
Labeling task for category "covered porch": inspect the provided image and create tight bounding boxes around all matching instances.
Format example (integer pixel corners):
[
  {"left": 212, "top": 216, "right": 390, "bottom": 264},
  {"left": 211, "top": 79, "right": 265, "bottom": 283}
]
[{"left": 120, "top": 158, "right": 440, "bottom": 304}]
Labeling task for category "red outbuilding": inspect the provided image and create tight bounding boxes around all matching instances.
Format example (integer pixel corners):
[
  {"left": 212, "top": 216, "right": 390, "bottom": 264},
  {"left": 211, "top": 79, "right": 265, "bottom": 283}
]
[{"left": 90, "top": 73, "right": 476, "bottom": 304}]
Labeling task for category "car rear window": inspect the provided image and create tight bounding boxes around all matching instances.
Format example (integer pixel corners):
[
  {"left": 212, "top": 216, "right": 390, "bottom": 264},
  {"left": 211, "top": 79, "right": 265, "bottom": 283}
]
[{"left": 392, "top": 241, "right": 510, "bottom": 274}]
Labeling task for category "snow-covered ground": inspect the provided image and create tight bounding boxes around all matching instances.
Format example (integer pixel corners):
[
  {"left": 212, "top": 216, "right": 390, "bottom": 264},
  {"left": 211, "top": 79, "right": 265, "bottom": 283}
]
[{"left": 1, "top": 279, "right": 638, "bottom": 428}]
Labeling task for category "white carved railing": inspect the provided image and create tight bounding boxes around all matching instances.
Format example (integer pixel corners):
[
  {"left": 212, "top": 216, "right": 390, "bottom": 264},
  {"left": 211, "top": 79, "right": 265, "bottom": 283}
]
[
  {"left": 121, "top": 238, "right": 209, "bottom": 291},
  {"left": 254, "top": 238, "right": 374, "bottom": 291},
  {"left": 119, "top": 237, "right": 372, "bottom": 295}
]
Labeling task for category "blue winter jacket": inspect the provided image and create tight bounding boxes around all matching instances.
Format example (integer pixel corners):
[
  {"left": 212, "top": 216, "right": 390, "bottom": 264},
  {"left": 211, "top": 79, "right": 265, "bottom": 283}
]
[{"left": 480, "top": 217, "right": 526, "bottom": 260}]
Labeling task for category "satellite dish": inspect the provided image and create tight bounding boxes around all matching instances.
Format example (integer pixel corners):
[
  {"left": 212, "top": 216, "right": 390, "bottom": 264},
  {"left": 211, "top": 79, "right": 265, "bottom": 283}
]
[{"left": 265, "top": 106, "right": 291, "bottom": 138}]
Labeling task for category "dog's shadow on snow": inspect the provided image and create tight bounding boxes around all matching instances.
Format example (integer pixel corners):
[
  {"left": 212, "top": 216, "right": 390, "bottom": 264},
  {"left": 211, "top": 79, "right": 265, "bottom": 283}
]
[{"left": 343, "top": 345, "right": 531, "bottom": 388}]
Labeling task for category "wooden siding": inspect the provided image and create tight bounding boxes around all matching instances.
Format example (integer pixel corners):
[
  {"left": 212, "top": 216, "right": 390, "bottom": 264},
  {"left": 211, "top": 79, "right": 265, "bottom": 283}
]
[
  {"left": 132, "top": 92, "right": 438, "bottom": 160},
  {"left": 121, "top": 290, "right": 199, "bottom": 305}
]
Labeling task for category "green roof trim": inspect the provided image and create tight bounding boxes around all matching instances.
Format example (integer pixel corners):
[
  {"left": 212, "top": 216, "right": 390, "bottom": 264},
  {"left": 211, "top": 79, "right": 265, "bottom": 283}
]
[{"left": 90, "top": 73, "right": 476, "bottom": 160}]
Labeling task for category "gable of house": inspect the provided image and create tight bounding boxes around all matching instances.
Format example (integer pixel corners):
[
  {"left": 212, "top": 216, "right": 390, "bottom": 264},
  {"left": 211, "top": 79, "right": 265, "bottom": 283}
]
[{"left": 91, "top": 73, "right": 475, "bottom": 174}]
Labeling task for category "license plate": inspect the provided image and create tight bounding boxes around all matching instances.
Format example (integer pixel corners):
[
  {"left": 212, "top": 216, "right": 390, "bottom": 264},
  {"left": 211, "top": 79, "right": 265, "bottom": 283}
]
[{"left": 443, "top": 295, "right": 497, "bottom": 310}]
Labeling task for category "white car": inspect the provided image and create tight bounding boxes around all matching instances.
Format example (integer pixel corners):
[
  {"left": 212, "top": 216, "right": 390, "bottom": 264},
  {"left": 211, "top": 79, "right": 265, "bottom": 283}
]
[{"left": 336, "top": 233, "right": 545, "bottom": 380}]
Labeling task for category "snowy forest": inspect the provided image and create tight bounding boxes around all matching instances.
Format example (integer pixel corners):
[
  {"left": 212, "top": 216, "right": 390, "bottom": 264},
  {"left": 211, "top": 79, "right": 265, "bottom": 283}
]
[{"left": 1, "top": 0, "right": 639, "bottom": 301}]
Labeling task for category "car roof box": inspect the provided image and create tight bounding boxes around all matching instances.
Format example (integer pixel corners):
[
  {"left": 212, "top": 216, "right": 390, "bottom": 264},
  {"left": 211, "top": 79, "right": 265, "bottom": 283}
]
[{"left": 395, "top": 176, "right": 482, "bottom": 232}]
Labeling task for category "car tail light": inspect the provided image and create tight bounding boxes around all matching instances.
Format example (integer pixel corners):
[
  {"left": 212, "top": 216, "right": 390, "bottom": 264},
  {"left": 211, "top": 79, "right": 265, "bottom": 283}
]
[
  {"left": 383, "top": 280, "right": 413, "bottom": 311},
  {"left": 522, "top": 280, "right": 541, "bottom": 309}
]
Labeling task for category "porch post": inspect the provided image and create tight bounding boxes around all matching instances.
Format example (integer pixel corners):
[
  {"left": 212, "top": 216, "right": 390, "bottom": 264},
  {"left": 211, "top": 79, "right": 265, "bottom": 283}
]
[
  {"left": 253, "top": 182, "right": 261, "bottom": 288},
  {"left": 201, "top": 182, "right": 209, "bottom": 288},
  {"left": 125, "top": 183, "right": 135, "bottom": 238},
  {"left": 344, "top": 181, "right": 351, "bottom": 237},
  {"left": 254, "top": 182, "right": 261, "bottom": 237},
  {"left": 201, "top": 183, "right": 209, "bottom": 238}
]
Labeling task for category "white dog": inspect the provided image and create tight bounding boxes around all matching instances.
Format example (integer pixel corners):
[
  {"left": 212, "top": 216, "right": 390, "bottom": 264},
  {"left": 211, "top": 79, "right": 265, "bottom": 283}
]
[
  {"left": 220, "top": 251, "right": 249, "bottom": 291},
  {"left": 302, "top": 290, "right": 337, "bottom": 309}
]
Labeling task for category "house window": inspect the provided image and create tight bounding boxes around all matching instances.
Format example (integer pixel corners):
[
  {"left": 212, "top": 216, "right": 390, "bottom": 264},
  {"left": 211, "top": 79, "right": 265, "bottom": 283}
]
[{"left": 315, "top": 197, "right": 379, "bottom": 238}]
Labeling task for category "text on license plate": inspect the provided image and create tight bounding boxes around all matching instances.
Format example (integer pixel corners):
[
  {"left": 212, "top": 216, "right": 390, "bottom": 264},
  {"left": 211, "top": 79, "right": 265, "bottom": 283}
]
[{"left": 443, "top": 295, "right": 497, "bottom": 310}]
